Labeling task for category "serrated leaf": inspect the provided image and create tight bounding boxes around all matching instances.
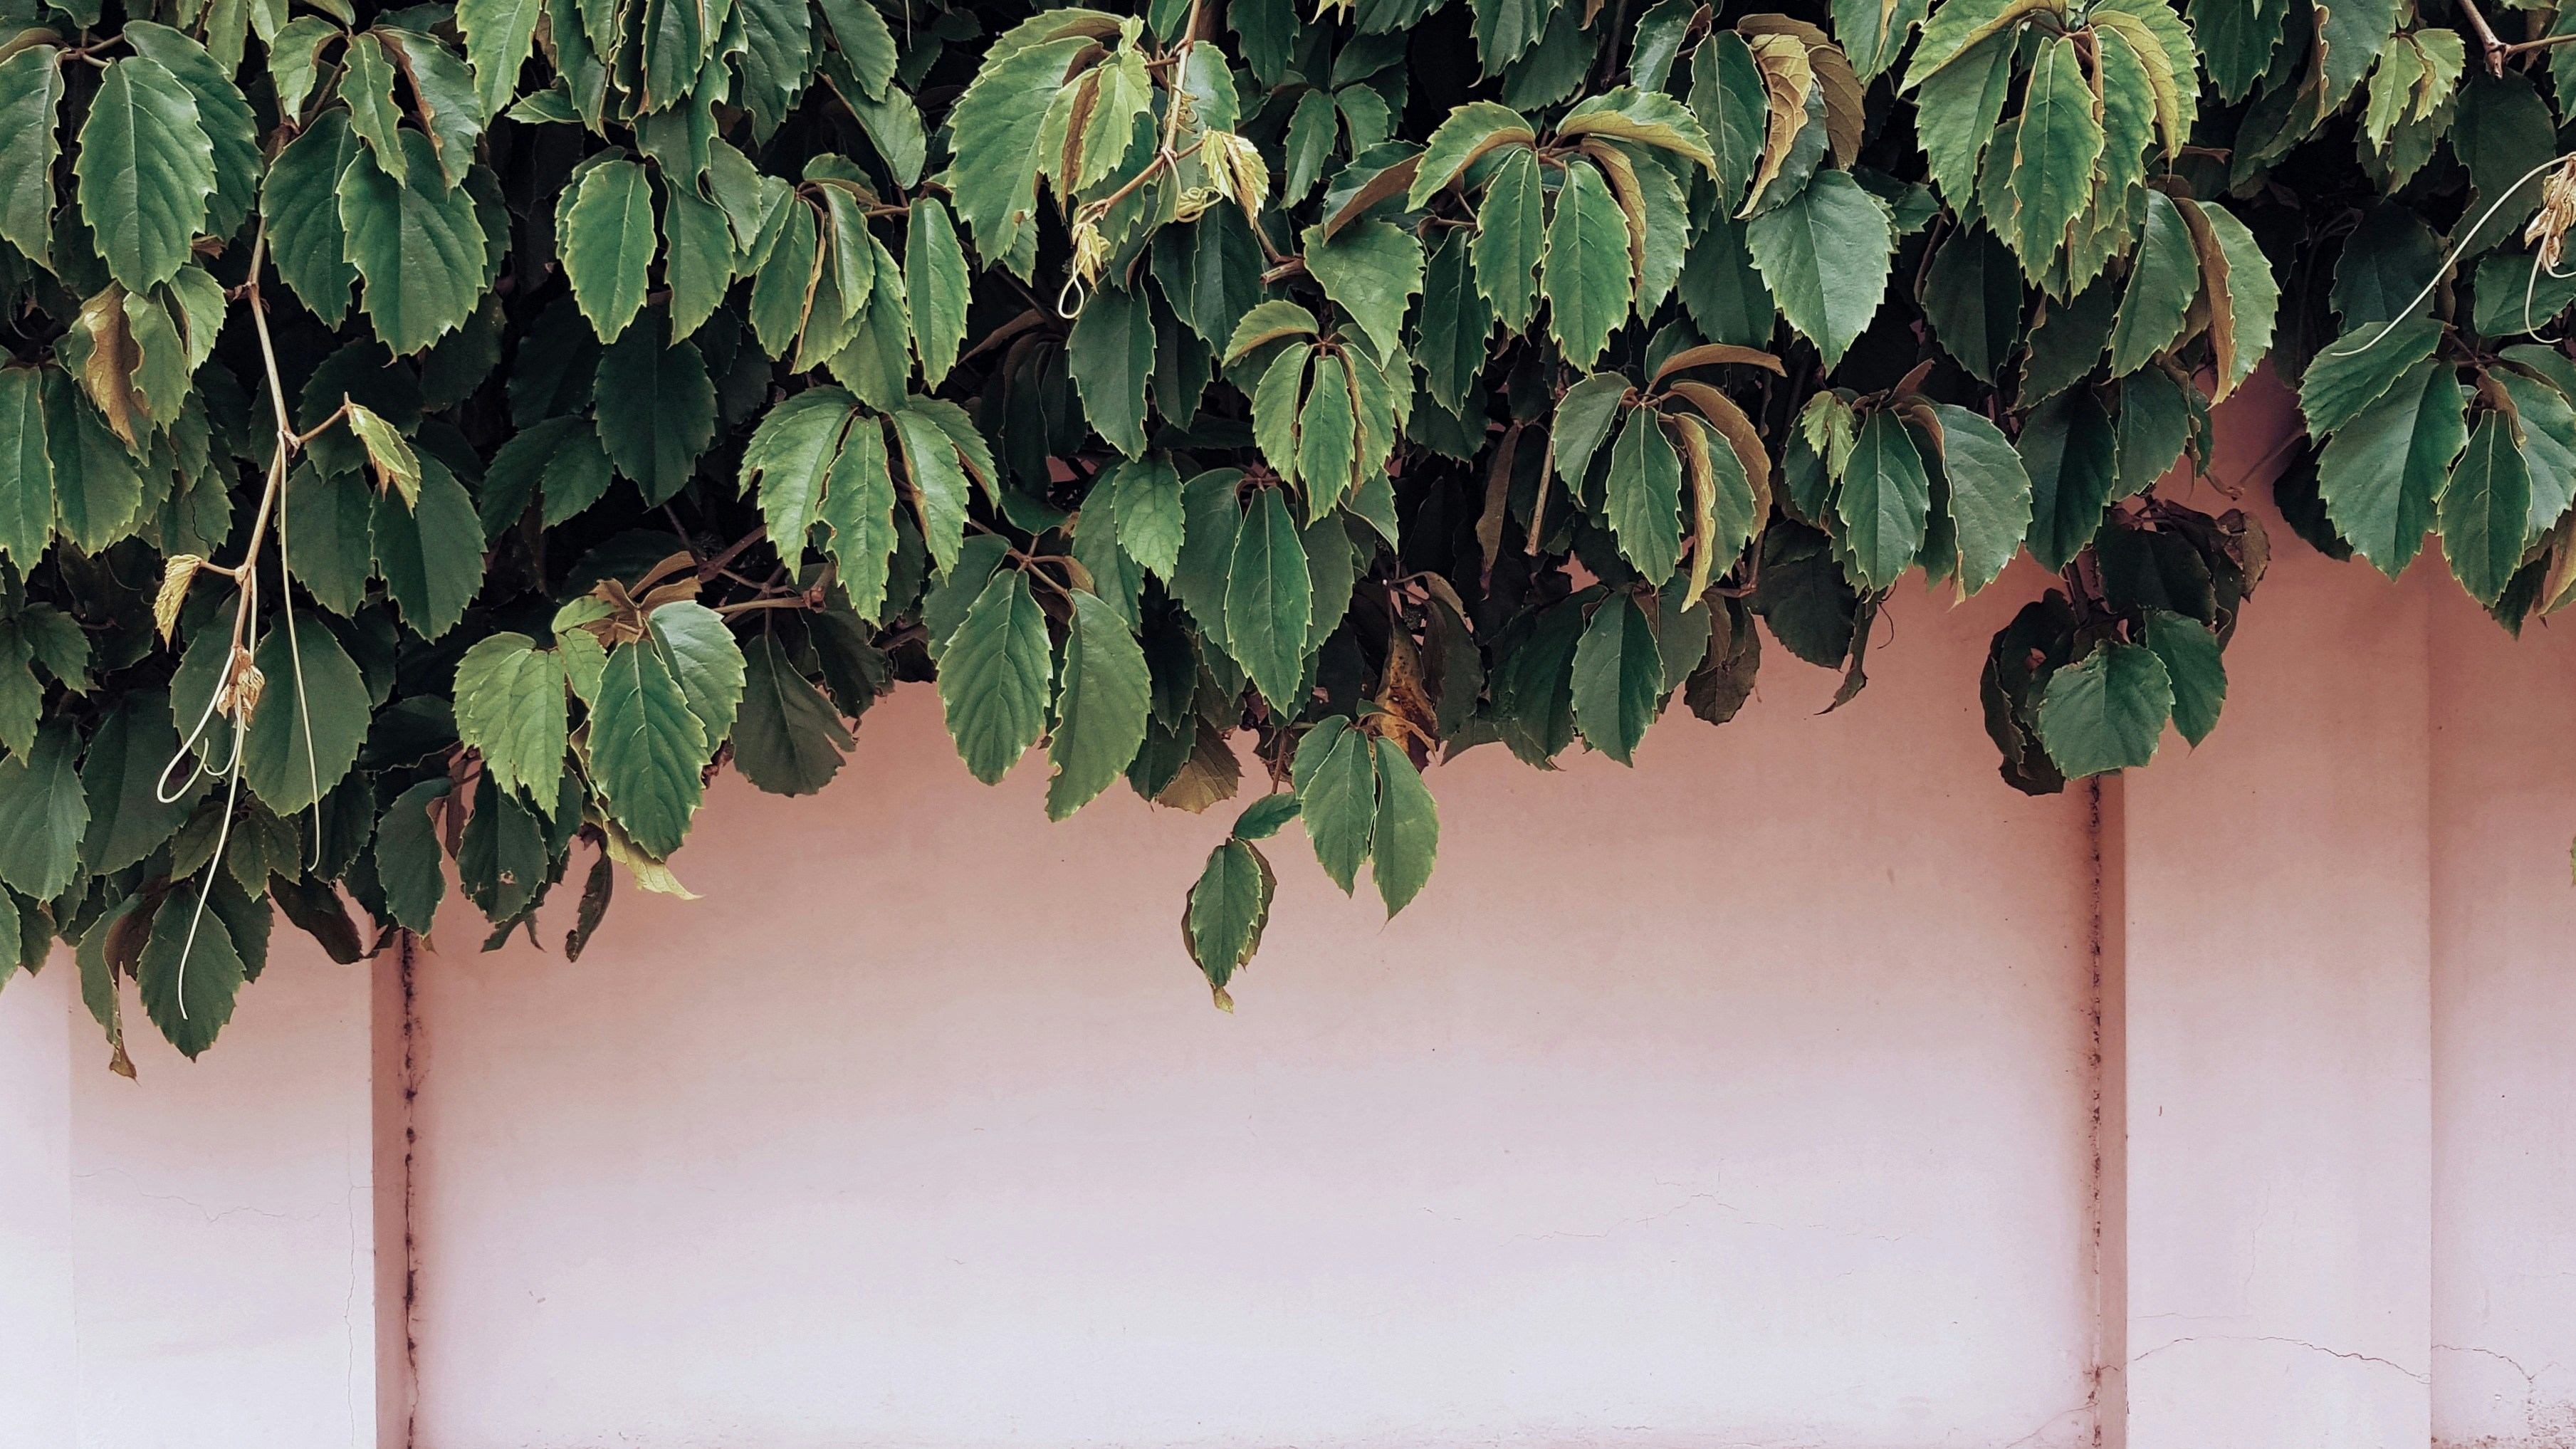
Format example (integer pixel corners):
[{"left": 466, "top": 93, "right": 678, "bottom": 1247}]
[
  {"left": 2006, "top": 36, "right": 2105, "bottom": 280},
  {"left": 735, "top": 632, "right": 852, "bottom": 797},
  {"left": 1225, "top": 486, "right": 1312, "bottom": 711},
  {"left": 1545, "top": 157, "right": 1633, "bottom": 368},
  {"left": 371, "top": 455, "right": 486, "bottom": 639},
  {"left": 1838, "top": 409, "right": 1933, "bottom": 590},
  {"left": 2111, "top": 367, "right": 2192, "bottom": 498},
  {"left": 242, "top": 614, "right": 369, "bottom": 816},
  {"left": 339, "top": 130, "right": 487, "bottom": 355},
  {"left": 2109, "top": 193, "right": 2199, "bottom": 375},
  {"left": 1410, "top": 102, "right": 1537, "bottom": 206},
  {"left": 561, "top": 157, "right": 659, "bottom": 344},
  {"left": 459, "top": 0, "right": 546, "bottom": 114},
  {"left": 1109, "top": 455, "right": 1185, "bottom": 577},
  {"left": 454, "top": 632, "right": 570, "bottom": 813},
  {"left": 2142, "top": 608, "right": 2225, "bottom": 746},
  {"left": 889, "top": 404, "right": 973, "bottom": 575},
  {"left": 1931, "top": 402, "right": 2033, "bottom": 594},
  {"left": 1605, "top": 405, "right": 1684, "bottom": 583},
  {"left": 135, "top": 885, "right": 246, "bottom": 1058},
  {"left": 374, "top": 777, "right": 452, "bottom": 933},
  {"left": 2441, "top": 410, "right": 2533, "bottom": 605},
  {"left": 2036, "top": 640, "right": 2172, "bottom": 776},
  {"left": 75, "top": 56, "right": 215, "bottom": 293},
  {"left": 2177, "top": 198, "right": 2279, "bottom": 402},
  {"left": 0, "top": 719, "right": 85, "bottom": 900},
  {"left": 1298, "top": 718, "right": 1375, "bottom": 891},
  {"left": 1297, "top": 354, "right": 1358, "bottom": 514},
  {"left": 2318, "top": 359, "right": 2463, "bottom": 576},
  {"left": 594, "top": 317, "right": 716, "bottom": 506},
  {"left": 2018, "top": 387, "right": 2117, "bottom": 570},
  {"left": 1745, "top": 169, "right": 1892, "bottom": 370},
  {"left": 938, "top": 567, "right": 1052, "bottom": 783},
  {"left": 945, "top": 33, "right": 1091, "bottom": 263},
  {"left": 1069, "top": 285, "right": 1153, "bottom": 457},
  {"left": 906, "top": 198, "right": 971, "bottom": 387},
  {"left": 0, "top": 47, "right": 61, "bottom": 267},
  {"left": 743, "top": 386, "right": 857, "bottom": 555},
  {"left": 1303, "top": 220, "right": 1424, "bottom": 366},
  {"left": 649, "top": 600, "right": 745, "bottom": 752},
  {"left": 1368, "top": 736, "right": 1436, "bottom": 914},
  {"left": 592, "top": 635, "right": 708, "bottom": 857},
  {"left": 0, "top": 368, "right": 47, "bottom": 567},
  {"left": 820, "top": 417, "right": 899, "bottom": 617},
  {"left": 1046, "top": 590, "right": 1152, "bottom": 820},
  {"left": 340, "top": 33, "right": 407, "bottom": 180},
  {"left": 262, "top": 109, "right": 363, "bottom": 325},
  {"left": 1571, "top": 590, "right": 1662, "bottom": 764},
  {"left": 1183, "top": 837, "right": 1272, "bottom": 993},
  {"left": 1474, "top": 145, "right": 1545, "bottom": 333}
]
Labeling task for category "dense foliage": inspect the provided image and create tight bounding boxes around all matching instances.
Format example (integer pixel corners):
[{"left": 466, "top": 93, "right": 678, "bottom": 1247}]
[{"left": 0, "top": 0, "right": 2568, "bottom": 1065}]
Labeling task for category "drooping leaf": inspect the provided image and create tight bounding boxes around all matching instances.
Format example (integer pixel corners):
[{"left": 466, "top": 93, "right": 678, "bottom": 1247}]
[
  {"left": 938, "top": 567, "right": 1052, "bottom": 784},
  {"left": 592, "top": 635, "right": 709, "bottom": 857},
  {"left": 75, "top": 56, "right": 216, "bottom": 293},
  {"left": 1746, "top": 170, "right": 1893, "bottom": 369},
  {"left": 1225, "top": 486, "right": 1314, "bottom": 712},
  {"left": 2018, "top": 387, "right": 2118, "bottom": 571},
  {"left": 1368, "top": 734, "right": 1438, "bottom": 915},
  {"left": 1604, "top": 405, "right": 1685, "bottom": 584},
  {"left": 2142, "top": 609, "right": 2225, "bottom": 746},
  {"left": 1837, "top": 409, "right": 1933, "bottom": 590},
  {"left": 1544, "top": 157, "right": 1634, "bottom": 369},
  {"left": 2035, "top": 640, "right": 2173, "bottom": 777},
  {"left": 2441, "top": 411, "right": 2534, "bottom": 605},
  {"left": 1046, "top": 590, "right": 1152, "bottom": 820},
  {"left": 2318, "top": 360, "right": 2464, "bottom": 577},
  {"left": 241, "top": 614, "right": 370, "bottom": 816},
  {"left": 453, "top": 632, "right": 571, "bottom": 813},
  {"left": 0, "top": 720, "right": 87, "bottom": 900},
  {"left": 1569, "top": 591, "right": 1663, "bottom": 765},
  {"left": 593, "top": 317, "right": 717, "bottom": 505},
  {"left": 338, "top": 130, "right": 488, "bottom": 355},
  {"left": 734, "top": 632, "right": 852, "bottom": 796}
]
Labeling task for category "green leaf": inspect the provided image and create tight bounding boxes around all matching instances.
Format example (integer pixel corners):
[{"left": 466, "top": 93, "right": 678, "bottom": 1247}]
[
  {"left": 2036, "top": 640, "right": 2173, "bottom": 777},
  {"left": 743, "top": 386, "right": 857, "bottom": 556},
  {"left": 1475, "top": 145, "right": 1545, "bottom": 333},
  {"left": 649, "top": 601, "right": 745, "bottom": 752},
  {"left": 1296, "top": 354, "right": 1359, "bottom": 513},
  {"left": 2496, "top": 366, "right": 2576, "bottom": 533},
  {"left": 371, "top": 455, "right": 486, "bottom": 639},
  {"left": 1410, "top": 103, "right": 1537, "bottom": 205},
  {"left": 1153, "top": 209, "right": 1267, "bottom": 352},
  {"left": 0, "top": 46, "right": 61, "bottom": 266},
  {"left": 75, "top": 56, "right": 216, "bottom": 293},
  {"left": 2441, "top": 410, "right": 2533, "bottom": 605},
  {"left": 81, "top": 691, "right": 198, "bottom": 875},
  {"left": 2018, "top": 388, "right": 2118, "bottom": 572},
  {"left": 1284, "top": 87, "right": 1337, "bottom": 204},
  {"left": 1069, "top": 285, "right": 1154, "bottom": 457},
  {"left": 136, "top": 886, "right": 246, "bottom": 1058},
  {"left": 2007, "top": 36, "right": 2106, "bottom": 280},
  {"left": 242, "top": 614, "right": 370, "bottom": 815},
  {"left": 374, "top": 777, "right": 453, "bottom": 933},
  {"left": 1745, "top": 170, "right": 1893, "bottom": 370},
  {"left": 340, "top": 33, "right": 407, "bottom": 181},
  {"left": 1369, "top": 734, "right": 1437, "bottom": 915},
  {"left": 453, "top": 632, "right": 571, "bottom": 814},
  {"left": 938, "top": 567, "right": 1052, "bottom": 784},
  {"left": 338, "top": 129, "right": 488, "bottom": 355},
  {"left": 2108, "top": 193, "right": 2199, "bottom": 375},
  {"left": 561, "top": 157, "right": 660, "bottom": 344},
  {"left": 0, "top": 367, "right": 48, "bottom": 567},
  {"left": 944, "top": 33, "right": 1091, "bottom": 264},
  {"left": 734, "top": 632, "right": 852, "bottom": 796},
  {"left": 1224, "top": 486, "right": 1313, "bottom": 712},
  {"left": 2186, "top": 199, "right": 2280, "bottom": 400},
  {"left": 889, "top": 404, "right": 975, "bottom": 575},
  {"left": 1913, "top": 31, "right": 2013, "bottom": 205},
  {"left": 1303, "top": 220, "right": 1425, "bottom": 366},
  {"left": 0, "top": 719, "right": 85, "bottom": 900},
  {"left": 905, "top": 197, "right": 971, "bottom": 387},
  {"left": 1108, "top": 456, "right": 1185, "bottom": 577},
  {"left": 2302, "top": 315, "right": 2444, "bottom": 437},
  {"left": 2111, "top": 367, "right": 2192, "bottom": 499},
  {"left": 1544, "top": 157, "right": 1634, "bottom": 370},
  {"left": 2318, "top": 360, "right": 2464, "bottom": 576},
  {"left": 1690, "top": 32, "right": 1767, "bottom": 205},
  {"left": 2142, "top": 608, "right": 2225, "bottom": 746},
  {"left": 262, "top": 109, "right": 363, "bottom": 325},
  {"left": 1604, "top": 405, "right": 1684, "bottom": 584},
  {"left": 286, "top": 466, "right": 377, "bottom": 613},
  {"left": 1046, "top": 590, "right": 1152, "bottom": 820},
  {"left": 1419, "top": 227, "right": 1494, "bottom": 414},
  {"left": 1232, "top": 791, "right": 1300, "bottom": 841},
  {"left": 661, "top": 184, "right": 737, "bottom": 342},
  {"left": 1183, "top": 837, "right": 1273, "bottom": 993},
  {"left": 345, "top": 403, "right": 422, "bottom": 503},
  {"left": 1297, "top": 718, "right": 1375, "bottom": 892},
  {"left": 820, "top": 417, "right": 899, "bottom": 617},
  {"left": 459, "top": 0, "right": 547, "bottom": 114},
  {"left": 1838, "top": 409, "right": 1934, "bottom": 590},
  {"left": 1570, "top": 591, "right": 1663, "bottom": 764},
  {"left": 594, "top": 318, "right": 716, "bottom": 506},
  {"left": 592, "top": 635, "right": 708, "bottom": 856}
]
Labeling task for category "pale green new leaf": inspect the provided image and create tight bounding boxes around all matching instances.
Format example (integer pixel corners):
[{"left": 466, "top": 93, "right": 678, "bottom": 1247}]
[{"left": 454, "top": 632, "right": 572, "bottom": 813}]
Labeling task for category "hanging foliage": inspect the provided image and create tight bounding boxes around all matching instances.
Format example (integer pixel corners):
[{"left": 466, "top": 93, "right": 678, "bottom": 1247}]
[{"left": 0, "top": 0, "right": 2568, "bottom": 1065}]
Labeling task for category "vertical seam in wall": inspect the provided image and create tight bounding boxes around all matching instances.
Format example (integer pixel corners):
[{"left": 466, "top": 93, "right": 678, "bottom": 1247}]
[
  {"left": 401, "top": 935, "right": 419, "bottom": 1449},
  {"left": 2087, "top": 776, "right": 2106, "bottom": 1448}
]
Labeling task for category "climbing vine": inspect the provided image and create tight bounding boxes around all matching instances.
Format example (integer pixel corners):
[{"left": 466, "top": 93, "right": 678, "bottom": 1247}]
[{"left": 0, "top": 0, "right": 2567, "bottom": 1066}]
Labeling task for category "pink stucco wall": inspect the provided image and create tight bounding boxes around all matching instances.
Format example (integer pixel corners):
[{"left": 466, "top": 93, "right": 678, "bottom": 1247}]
[{"left": 4, "top": 378, "right": 2575, "bottom": 1446}]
